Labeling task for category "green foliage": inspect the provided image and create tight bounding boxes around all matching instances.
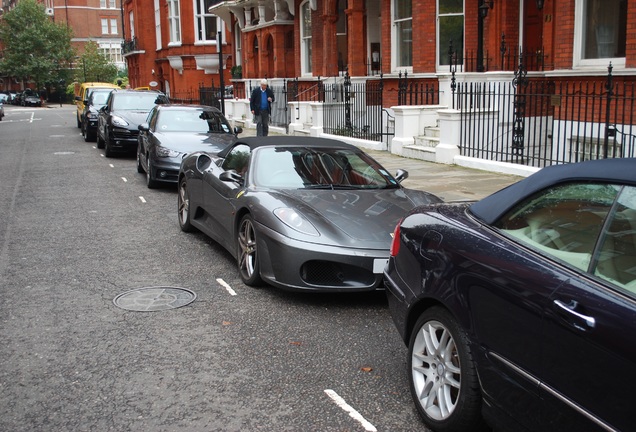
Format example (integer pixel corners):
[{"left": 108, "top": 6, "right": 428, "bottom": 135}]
[
  {"left": 0, "top": 0, "right": 76, "bottom": 87},
  {"left": 75, "top": 41, "right": 118, "bottom": 83}
]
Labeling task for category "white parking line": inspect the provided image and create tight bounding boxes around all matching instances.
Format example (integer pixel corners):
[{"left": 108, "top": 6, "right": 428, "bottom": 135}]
[
  {"left": 139, "top": 197, "right": 146, "bottom": 203},
  {"left": 121, "top": 177, "right": 127, "bottom": 182},
  {"left": 109, "top": 164, "right": 115, "bottom": 168},
  {"left": 216, "top": 278, "right": 237, "bottom": 296},
  {"left": 324, "top": 389, "right": 377, "bottom": 432}
]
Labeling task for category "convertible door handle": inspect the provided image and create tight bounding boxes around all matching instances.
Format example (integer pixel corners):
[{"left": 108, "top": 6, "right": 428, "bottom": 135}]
[{"left": 553, "top": 299, "right": 596, "bottom": 329}]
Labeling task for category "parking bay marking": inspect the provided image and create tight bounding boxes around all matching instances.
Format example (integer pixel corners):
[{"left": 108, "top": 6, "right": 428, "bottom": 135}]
[
  {"left": 139, "top": 197, "right": 146, "bottom": 203},
  {"left": 121, "top": 177, "right": 127, "bottom": 183},
  {"left": 216, "top": 278, "right": 237, "bottom": 296},
  {"left": 324, "top": 389, "right": 377, "bottom": 432}
]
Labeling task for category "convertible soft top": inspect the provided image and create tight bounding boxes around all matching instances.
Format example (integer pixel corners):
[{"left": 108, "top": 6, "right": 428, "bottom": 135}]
[
  {"left": 470, "top": 157, "right": 636, "bottom": 225},
  {"left": 217, "top": 136, "right": 356, "bottom": 159}
]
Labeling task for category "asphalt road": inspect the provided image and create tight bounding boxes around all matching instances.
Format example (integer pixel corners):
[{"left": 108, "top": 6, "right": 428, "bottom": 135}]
[{"left": 0, "top": 105, "right": 439, "bottom": 432}]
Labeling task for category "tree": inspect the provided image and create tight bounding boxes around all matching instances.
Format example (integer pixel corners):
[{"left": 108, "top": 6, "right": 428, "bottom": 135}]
[
  {"left": 75, "top": 41, "right": 118, "bottom": 83},
  {"left": 0, "top": 0, "right": 75, "bottom": 88}
]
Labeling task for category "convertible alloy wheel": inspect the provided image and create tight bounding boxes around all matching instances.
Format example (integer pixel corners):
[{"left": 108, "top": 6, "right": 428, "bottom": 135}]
[
  {"left": 177, "top": 178, "right": 193, "bottom": 232},
  {"left": 408, "top": 307, "right": 486, "bottom": 432},
  {"left": 237, "top": 214, "right": 263, "bottom": 287}
]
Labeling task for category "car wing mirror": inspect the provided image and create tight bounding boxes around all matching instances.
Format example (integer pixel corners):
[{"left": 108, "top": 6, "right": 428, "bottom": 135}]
[
  {"left": 394, "top": 169, "right": 409, "bottom": 183},
  {"left": 138, "top": 123, "right": 150, "bottom": 132},
  {"left": 74, "top": 95, "right": 81, "bottom": 102},
  {"left": 220, "top": 169, "right": 244, "bottom": 185},
  {"left": 234, "top": 126, "right": 243, "bottom": 135}
]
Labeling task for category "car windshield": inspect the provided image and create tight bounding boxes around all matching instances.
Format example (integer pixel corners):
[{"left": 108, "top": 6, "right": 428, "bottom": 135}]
[
  {"left": 112, "top": 93, "right": 163, "bottom": 111},
  {"left": 90, "top": 91, "right": 111, "bottom": 105},
  {"left": 252, "top": 146, "right": 399, "bottom": 189},
  {"left": 156, "top": 109, "right": 232, "bottom": 133}
]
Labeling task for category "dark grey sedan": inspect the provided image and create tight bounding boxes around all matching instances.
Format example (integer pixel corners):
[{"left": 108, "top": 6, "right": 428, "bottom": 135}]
[
  {"left": 137, "top": 104, "right": 241, "bottom": 188},
  {"left": 177, "top": 136, "right": 442, "bottom": 292}
]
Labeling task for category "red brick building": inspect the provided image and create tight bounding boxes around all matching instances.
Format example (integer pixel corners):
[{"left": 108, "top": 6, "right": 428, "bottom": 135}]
[
  {"left": 122, "top": 0, "right": 233, "bottom": 96},
  {"left": 124, "top": 0, "right": 635, "bottom": 101},
  {"left": 46, "top": 0, "right": 125, "bottom": 71}
]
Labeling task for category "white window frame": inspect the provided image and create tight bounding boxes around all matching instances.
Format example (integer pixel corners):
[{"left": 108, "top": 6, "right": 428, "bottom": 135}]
[
  {"left": 573, "top": 0, "right": 626, "bottom": 69},
  {"left": 129, "top": 11, "right": 135, "bottom": 39},
  {"left": 300, "top": 0, "right": 312, "bottom": 76},
  {"left": 101, "top": 18, "right": 109, "bottom": 35},
  {"left": 193, "top": 0, "right": 222, "bottom": 44},
  {"left": 110, "top": 18, "right": 118, "bottom": 35},
  {"left": 100, "top": 0, "right": 116, "bottom": 9},
  {"left": 167, "top": 0, "right": 182, "bottom": 45},
  {"left": 436, "top": 0, "right": 464, "bottom": 71},
  {"left": 392, "top": 0, "right": 413, "bottom": 72},
  {"left": 234, "top": 22, "right": 242, "bottom": 66},
  {"left": 154, "top": 0, "right": 161, "bottom": 50}
]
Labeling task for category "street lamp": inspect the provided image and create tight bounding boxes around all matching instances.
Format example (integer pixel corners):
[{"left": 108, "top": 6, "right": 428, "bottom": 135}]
[
  {"left": 477, "top": 0, "right": 494, "bottom": 72},
  {"left": 536, "top": 0, "right": 545, "bottom": 10}
]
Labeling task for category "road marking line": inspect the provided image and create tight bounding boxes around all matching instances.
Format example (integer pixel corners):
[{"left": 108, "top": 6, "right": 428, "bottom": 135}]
[
  {"left": 216, "top": 278, "right": 237, "bottom": 296},
  {"left": 139, "top": 196, "right": 146, "bottom": 203},
  {"left": 324, "top": 389, "right": 377, "bottom": 432},
  {"left": 30, "top": 112, "right": 34, "bottom": 123},
  {"left": 109, "top": 164, "right": 115, "bottom": 168},
  {"left": 121, "top": 177, "right": 127, "bottom": 182}
]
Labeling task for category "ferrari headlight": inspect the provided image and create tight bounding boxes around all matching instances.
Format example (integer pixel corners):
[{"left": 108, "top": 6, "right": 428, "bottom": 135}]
[
  {"left": 273, "top": 208, "right": 319, "bottom": 236},
  {"left": 156, "top": 146, "right": 181, "bottom": 158},
  {"left": 111, "top": 115, "right": 129, "bottom": 127}
]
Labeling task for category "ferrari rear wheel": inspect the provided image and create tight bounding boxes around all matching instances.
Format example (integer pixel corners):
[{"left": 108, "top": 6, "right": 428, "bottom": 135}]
[
  {"left": 408, "top": 307, "right": 487, "bottom": 432},
  {"left": 177, "top": 178, "right": 194, "bottom": 232},
  {"left": 237, "top": 214, "right": 263, "bottom": 287}
]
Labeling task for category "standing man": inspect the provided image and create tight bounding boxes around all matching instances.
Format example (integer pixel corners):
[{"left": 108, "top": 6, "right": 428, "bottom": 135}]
[{"left": 250, "top": 79, "right": 275, "bottom": 136}]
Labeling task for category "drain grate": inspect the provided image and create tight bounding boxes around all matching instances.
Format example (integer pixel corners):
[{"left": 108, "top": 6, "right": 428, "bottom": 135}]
[{"left": 113, "top": 286, "right": 196, "bottom": 312}]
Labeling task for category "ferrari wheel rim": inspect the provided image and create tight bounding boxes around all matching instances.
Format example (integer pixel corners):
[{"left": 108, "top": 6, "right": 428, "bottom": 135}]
[
  {"left": 411, "top": 319, "right": 461, "bottom": 421},
  {"left": 178, "top": 182, "right": 189, "bottom": 224},
  {"left": 238, "top": 218, "right": 257, "bottom": 278}
]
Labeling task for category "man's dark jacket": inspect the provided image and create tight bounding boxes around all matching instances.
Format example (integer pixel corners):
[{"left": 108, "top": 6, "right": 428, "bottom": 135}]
[{"left": 250, "top": 86, "right": 275, "bottom": 115}]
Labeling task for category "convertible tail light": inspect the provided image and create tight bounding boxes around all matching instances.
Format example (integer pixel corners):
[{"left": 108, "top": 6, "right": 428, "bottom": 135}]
[{"left": 390, "top": 222, "right": 401, "bottom": 257}]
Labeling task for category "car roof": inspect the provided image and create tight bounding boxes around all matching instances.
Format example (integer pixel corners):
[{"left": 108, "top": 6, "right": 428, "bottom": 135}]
[
  {"left": 217, "top": 136, "right": 358, "bottom": 159},
  {"left": 155, "top": 104, "right": 221, "bottom": 112},
  {"left": 470, "top": 158, "right": 636, "bottom": 224}
]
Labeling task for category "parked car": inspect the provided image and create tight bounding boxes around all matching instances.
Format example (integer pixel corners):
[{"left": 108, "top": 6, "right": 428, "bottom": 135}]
[
  {"left": 0, "top": 93, "right": 9, "bottom": 104},
  {"left": 81, "top": 88, "right": 114, "bottom": 142},
  {"left": 178, "top": 136, "right": 442, "bottom": 292},
  {"left": 137, "top": 104, "right": 242, "bottom": 188},
  {"left": 0, "top": 98, "right": 4, "bottom": 121},
  {"left": 75, "top": 82, "right": 120, "bottom": 128},
  {"left": 12, "top": 92, "right": 22, "bottom": 105},
  {"left": 96, "top": 89, "right": 169, "bottom": 157},
  {"left": 384, "top": 157, "right": 636, "bottom": 432},
  {"left": 21, "top": 90, "right": 41, "bottom": 107}
]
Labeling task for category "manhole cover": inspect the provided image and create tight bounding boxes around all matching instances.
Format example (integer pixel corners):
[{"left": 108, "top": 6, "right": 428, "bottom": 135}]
[{"left": 113, "top": 286, "right": 196, "bottom": 312}]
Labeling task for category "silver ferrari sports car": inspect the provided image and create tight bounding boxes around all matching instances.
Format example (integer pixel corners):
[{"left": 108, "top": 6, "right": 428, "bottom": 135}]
[{"left": 177, "top": 136, "right": 442, "bottom": 292}]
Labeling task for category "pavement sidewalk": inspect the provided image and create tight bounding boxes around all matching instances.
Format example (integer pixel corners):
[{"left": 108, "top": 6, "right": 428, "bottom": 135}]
[{"left": 240, "top": 128, "right": 523, "bottom": 202}]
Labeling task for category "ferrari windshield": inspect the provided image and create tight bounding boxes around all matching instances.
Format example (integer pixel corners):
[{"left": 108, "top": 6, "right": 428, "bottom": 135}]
[
  {"left": 156, "top": 109, "right": 232, "bottom": 133},
  {"left": 252, "top": 146, "right": 399, "bottom": 189}
]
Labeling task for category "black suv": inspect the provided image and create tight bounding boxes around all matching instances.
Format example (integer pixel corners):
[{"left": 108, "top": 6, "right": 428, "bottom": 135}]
[
  {"left": 81, "top": 88, "right": 114, "bottom": 142},
  {"left": 97, "top": 89, "right": 169, "bottom": 157}
]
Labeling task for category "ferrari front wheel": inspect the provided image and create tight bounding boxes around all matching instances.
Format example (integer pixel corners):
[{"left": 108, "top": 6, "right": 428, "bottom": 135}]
[
  {"left": 237, "top": 214, "right": 263, "bottom": 287},
  {"left": 177, "top": 178, "right": 194, "bottom": 232},
  {"left": 408, "top": 307, "right": 487, "bottom": 432}
]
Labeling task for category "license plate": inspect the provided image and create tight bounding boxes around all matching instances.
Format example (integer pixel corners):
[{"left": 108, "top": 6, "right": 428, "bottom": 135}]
[{"left": 373, "top": 258, "right": 389, "bottom": 274}]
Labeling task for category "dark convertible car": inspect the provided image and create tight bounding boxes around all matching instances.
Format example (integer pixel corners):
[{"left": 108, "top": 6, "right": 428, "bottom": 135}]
[
  {"left": 178, "top": 136, "right": 442, "bottom": 292},
  {"left": 385, "top": 158, "right": 636, "bottom": 432},
  {"left": 137, "top": 104, "right": 241, "bottom": 188}
]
